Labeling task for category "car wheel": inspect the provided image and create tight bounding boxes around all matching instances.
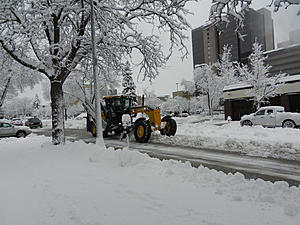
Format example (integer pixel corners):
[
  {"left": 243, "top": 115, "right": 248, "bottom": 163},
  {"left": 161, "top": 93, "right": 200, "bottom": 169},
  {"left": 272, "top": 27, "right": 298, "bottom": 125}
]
[
  {"left": 242, "top": 120, "right": 253, "bottom": 126},
  {"left": 282, "top": 120, "right": 296, "bottom": 128},
  {"left": 16, "top": 131, "right": 26, "bottom": 138}
]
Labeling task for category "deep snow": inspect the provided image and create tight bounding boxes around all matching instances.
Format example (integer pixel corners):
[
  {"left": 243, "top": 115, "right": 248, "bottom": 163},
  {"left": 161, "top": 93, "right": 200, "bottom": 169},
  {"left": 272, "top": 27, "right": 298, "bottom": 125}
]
[
  {"left": 41, "top": 115, "right": 300, "bottom": 161},
  {"left": 0, "top": 135, "right": 300, "bottom": 225},
  {"left": 152, "top": 115, "right": 300, "bottom": 161}
]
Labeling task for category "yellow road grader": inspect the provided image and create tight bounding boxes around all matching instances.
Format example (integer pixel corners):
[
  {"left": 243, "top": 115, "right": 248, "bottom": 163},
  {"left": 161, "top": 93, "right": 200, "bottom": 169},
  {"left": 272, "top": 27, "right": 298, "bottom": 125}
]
[{"left": 84, "top": 95, "right": 177, "bottom": 143}]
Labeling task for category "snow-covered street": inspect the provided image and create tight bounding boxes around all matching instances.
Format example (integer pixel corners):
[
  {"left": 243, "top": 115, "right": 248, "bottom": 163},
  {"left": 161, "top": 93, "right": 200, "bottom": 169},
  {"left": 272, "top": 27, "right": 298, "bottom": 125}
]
[
  {"left": 0, "top": 135, "right": 300, "bottom": 225},
  {"left": 42, "top": 115, "right": 300, "bottom": 161}
]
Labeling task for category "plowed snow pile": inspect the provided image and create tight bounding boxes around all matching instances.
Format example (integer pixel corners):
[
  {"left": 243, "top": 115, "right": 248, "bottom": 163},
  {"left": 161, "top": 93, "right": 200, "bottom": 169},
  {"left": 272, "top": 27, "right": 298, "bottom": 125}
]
[
  {"left": 0, "top": 135, "right": 299, "bottom": 225},
  {"left": 152, "top": 115, "right": 300, "bottom": 160}
]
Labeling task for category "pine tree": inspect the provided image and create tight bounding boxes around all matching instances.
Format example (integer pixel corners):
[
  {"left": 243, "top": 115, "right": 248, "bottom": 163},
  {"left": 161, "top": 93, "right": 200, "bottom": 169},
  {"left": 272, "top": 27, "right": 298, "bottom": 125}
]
[
  {"left": 122, "top": 62, "right": 136, "bottom": 96},
  {"left": 32, "top": 94, "right": 41, "bottom": 110}
]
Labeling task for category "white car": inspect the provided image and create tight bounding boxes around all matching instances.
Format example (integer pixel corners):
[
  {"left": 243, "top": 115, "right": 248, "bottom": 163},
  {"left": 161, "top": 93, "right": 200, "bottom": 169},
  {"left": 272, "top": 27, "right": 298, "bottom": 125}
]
[
  {"left": 240, "top": 106, "right": 300, "bottom": 128},
  {"left": 0, "top": 121, "right": 32, "bottom": 138},
  {"left": 11, "top": 118, "right": 23, "bottom": 126}
]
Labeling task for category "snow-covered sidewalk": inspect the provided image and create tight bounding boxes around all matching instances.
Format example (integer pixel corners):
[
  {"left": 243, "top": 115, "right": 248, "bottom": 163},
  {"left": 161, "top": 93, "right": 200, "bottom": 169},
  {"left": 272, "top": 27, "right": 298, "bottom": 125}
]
[
  {"left": 0, "top": 135, "right": 299, "bottom": 225},
  {"left": 152, "top": 115, "right": 300, "bottom": 161}
]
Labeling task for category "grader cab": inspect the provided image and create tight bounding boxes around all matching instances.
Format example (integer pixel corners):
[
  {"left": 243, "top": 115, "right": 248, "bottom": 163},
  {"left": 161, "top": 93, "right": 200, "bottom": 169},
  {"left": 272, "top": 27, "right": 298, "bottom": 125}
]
[{"left": 86, "top": 95, "right": 177, "bottom": 143}]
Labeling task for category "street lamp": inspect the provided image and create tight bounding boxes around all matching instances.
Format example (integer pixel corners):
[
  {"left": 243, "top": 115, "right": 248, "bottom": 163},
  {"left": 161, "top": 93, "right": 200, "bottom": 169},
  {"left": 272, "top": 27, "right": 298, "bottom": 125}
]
[{"left": 90, "top": 0, "right": 105, "bottom": 147}]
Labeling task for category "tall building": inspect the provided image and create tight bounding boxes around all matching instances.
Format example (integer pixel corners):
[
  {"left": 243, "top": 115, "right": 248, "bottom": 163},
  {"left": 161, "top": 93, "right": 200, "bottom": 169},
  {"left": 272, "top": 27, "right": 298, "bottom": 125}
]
[
  {"left": 191, "top": 21, "right": 219, "bottom": 66},
  {"left": 277, "top": 29, "right": 300, "bottom": 48},
  {"left": 191, "top": 8, "right": 274, "bottom": 67}
]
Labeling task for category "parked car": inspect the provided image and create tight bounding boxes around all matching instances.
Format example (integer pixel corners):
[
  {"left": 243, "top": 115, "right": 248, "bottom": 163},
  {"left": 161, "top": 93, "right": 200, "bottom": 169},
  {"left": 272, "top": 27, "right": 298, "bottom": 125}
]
[
  {"left": 0, "top": 121, "right": 32, "bottom": 138},
  {"left": 195, "top": 109, "right": 204, "bottom": 114},
  {"left": 25, "top": 117, "right": 43, "bottom": 129},
  {"left": 178, "top": 112, "right": 189, "bottom": 117},
  {"left": 240, "top": 106, "right": 300, "bottom": 128},
  {"left": 10, "top": 118, "right": 23, "bottom": 126}
]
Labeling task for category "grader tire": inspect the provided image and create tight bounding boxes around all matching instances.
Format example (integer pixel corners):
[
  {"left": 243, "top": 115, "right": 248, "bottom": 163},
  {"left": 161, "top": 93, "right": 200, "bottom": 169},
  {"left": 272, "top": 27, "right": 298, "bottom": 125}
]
[
  {"left": 90, "top": 122, "right": 108, "bottom": 137},
  {"left": 134, "top": 119, "right": 151, "bottom": 143},
  {"left": 160, "top": 117, "right": 177, "bottom": 136},
  {"left": 91, "top": 122, "right": 97, "bottom": 137}
]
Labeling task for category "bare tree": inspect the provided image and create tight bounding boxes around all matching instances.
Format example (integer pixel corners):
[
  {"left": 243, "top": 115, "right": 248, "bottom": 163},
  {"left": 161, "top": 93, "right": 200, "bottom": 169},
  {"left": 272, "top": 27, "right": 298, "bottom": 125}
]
[
  {"left": 181, "top": 79, "right": 196, "bottom": 95},
  {"left": 237, "top": 41, "right": 286, "bottom": 109},
  {"left": 194, "top": 64, "right": 222, "bottom": 120},
  {"left": 0, "top": 0, "right": 193, "bottom": 145},
  {"left": 0, "top": 48, "right": 42, "bottom": 110}
]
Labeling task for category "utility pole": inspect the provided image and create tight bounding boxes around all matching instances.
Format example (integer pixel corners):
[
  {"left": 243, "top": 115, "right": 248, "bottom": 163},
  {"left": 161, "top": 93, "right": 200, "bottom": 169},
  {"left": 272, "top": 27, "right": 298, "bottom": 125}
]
[
  {"left": 90, "top": 0, "right": 105, "bottom": 147},
  {"left": 176, "top": 83, "right": 179, "bottom": 92}
]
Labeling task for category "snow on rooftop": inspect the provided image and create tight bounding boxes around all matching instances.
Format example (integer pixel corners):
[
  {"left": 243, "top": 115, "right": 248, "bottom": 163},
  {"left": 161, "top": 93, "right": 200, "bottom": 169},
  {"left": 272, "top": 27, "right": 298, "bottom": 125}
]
[
  {"left": 223, "top": 74, "right": 300, "bottom": 92},
  {"left": 280, "top": 74, "right": 300, "bottom": 83},
  {"left": 259, "top": 106, "right": 284, "bottom": 110},
  {"left": 223, "top": 82, "right": 252, "bottom": 92},
  {"left": 264, "top": 44, "right": 300, "bottom": 54}
]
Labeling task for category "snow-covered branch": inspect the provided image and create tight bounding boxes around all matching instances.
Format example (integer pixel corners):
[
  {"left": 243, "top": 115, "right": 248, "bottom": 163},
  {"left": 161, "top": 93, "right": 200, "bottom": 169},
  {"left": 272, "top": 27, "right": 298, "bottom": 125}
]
[{"left": 209, "top": 0, "right": 300, "bottom": 31}]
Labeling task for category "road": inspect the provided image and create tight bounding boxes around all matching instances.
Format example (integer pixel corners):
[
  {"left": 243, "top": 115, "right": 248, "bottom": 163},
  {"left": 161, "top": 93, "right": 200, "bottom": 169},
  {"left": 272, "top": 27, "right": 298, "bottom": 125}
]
[{"left": 33, "top": 128, "right": 300, "bottom": 186}]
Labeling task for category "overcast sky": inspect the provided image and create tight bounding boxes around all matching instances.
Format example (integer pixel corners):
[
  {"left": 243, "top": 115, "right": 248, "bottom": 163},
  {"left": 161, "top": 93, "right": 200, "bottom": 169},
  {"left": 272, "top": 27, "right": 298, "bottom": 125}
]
[
  {"left": 22, "top": 0, "right": 300, "bottom": 100},
  {"left": 135, "top": 0, "right": 300, "bottom": 97}
]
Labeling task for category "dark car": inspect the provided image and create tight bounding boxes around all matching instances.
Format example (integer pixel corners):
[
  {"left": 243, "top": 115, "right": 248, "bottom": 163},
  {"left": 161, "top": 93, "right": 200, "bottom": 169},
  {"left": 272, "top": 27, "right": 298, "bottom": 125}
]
[{"left": 25, "top": 117, "right": 43, "bottom": 129}]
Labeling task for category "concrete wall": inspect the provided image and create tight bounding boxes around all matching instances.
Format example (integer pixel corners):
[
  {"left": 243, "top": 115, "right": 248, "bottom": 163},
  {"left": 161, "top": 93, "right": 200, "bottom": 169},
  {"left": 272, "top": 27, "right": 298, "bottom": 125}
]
[{"left": 265, "top": 45, "right": 300, "bottom": 76}]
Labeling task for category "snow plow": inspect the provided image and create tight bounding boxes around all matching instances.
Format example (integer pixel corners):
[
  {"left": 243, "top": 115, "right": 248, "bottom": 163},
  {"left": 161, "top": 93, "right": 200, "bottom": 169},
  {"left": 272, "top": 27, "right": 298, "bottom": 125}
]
[{"left": 83, "top": 95, "right": 177, "bottom": 143}]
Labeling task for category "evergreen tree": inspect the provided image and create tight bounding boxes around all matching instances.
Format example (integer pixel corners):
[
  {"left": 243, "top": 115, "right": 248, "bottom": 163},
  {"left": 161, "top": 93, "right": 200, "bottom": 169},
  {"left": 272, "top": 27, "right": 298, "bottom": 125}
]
[
  {"left": 122, "top": 62, "right": 136, "bottom": 96},
  {"left": 32, "top": 94, "right": 41, "bottom": 110}
]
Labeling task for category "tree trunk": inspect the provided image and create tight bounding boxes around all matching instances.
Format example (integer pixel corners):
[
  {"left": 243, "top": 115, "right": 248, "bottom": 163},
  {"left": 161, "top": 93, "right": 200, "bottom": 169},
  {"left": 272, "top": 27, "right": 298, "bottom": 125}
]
[
  {"left": 207, "top": 92, "right": 213, "bottom": 121},
  {"left": 0, "top": 75, "right": 13, "bottom": 109},
  {"left": 207, "top": 92, "right": 211, "bottom": 112},
  {"left": 210, "top": 98, "right": 214, "bottom": 121},
  {"left": 50, "top": 81, "right": 65, "bottom": 145},
  {"left": 65, "top": 108, "right": 68, "bottom": 121}
]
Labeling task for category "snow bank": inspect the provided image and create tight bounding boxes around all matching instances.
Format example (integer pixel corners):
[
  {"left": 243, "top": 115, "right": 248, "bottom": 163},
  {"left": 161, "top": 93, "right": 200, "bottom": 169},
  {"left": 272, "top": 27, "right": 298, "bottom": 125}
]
[
  {"left": 152, "top": 115, "right": 300, "bottom": 161},
  {"left": 0, "top": 135, "right": 299, "bottom": 225}
]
